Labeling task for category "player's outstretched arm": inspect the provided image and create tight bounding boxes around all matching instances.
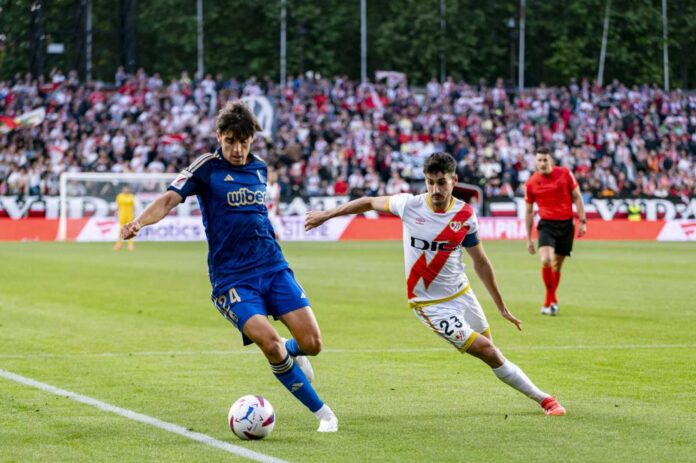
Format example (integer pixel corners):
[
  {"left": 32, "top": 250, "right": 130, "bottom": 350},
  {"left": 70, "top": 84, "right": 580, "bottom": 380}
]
[
  {"left": 571, "top": 187, "right": 587, "bottom": 237},
  {"left": 121, "top": 190, "right": 183, "bottom": 240},
  {"left": 465, "top": 243, "right": 522, "bottom": 331},
  {"left": 524, "top": 202, "right": 536, "bottom": 254},
  {"left": 305, "top": 196, "right": 390, "bottom": 231}
]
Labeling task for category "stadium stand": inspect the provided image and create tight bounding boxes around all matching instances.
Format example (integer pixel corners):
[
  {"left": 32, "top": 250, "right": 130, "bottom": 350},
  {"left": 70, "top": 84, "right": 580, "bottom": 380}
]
[{"left": 1, "top": 68, "right": 694, "bottom": 205}]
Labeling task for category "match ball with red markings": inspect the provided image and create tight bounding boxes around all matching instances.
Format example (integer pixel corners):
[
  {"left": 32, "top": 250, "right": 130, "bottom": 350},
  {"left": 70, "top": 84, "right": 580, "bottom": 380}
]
[{"left": 228, "top": 395, "right": 276, "bottom": 440}]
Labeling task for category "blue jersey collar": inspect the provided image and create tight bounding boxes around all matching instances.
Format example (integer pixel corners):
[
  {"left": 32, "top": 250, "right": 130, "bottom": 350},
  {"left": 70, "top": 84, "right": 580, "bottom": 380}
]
[{"left": 215, "top": 147, "right": 263, "bottom": 168}]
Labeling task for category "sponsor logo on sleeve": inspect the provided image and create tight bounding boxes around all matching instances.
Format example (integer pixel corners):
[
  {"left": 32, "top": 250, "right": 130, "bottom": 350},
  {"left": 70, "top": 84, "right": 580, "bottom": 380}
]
[{"left": 171, "top": 170, "right": 192, "bottom": 189}]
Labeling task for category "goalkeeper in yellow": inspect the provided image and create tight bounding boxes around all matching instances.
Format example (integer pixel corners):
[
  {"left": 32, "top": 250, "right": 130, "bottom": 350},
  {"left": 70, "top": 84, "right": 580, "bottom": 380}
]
[{"left": 114, "top": 186, "right": 136, "bottom": 251}]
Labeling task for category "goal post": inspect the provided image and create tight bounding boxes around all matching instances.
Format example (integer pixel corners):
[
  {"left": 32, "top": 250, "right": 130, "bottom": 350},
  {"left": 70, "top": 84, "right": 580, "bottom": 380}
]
[{"left": 57, "top": 172, "right": 179, "bottom": 241}]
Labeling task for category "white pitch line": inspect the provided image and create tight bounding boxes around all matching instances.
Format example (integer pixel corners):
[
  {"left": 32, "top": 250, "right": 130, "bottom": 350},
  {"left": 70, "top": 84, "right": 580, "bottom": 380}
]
[
  {"left": 0, "top": 350, "right": 259, "bottom": 359},
  {"left": 0, "top": 369, "right": 289, "bottom": 463},
  {"left": 0, "top": 343, "right": 695, "bottom": 359},
  {"left": 507, "top": 343, "right": 696, "bottom": 351}
]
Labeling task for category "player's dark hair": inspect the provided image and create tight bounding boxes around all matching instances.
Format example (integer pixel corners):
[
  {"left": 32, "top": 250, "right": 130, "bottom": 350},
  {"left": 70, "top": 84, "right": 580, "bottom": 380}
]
[
  {"left": 216, "top": 100, "right": 261, "bottom": 140},
  {"left": 423, "top": 152, "right": 457, "bottom": 175},
  {"left": 536, "top": 146, "right": 552, "bottom": 156}
]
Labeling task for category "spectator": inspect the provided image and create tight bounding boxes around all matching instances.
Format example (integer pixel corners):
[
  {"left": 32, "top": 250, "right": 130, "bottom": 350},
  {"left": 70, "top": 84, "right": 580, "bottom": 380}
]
[{"left": 0, "top": 70, "right": 694, "bottom": 205}]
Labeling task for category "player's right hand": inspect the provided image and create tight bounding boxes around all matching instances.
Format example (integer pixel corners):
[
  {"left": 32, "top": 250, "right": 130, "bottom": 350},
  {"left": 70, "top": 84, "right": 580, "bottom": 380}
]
[
  {"left": 305, "top": 211, "right": 328, "bottom": 231},
  {"left": 121, "top": 220, "right": 142, "bottom": 240},
  {"left": 498, "top": 306, "right": 523, "bottom": 331},
  {"left": 526, "top": 239, "right": 536, "bottom": 255}
]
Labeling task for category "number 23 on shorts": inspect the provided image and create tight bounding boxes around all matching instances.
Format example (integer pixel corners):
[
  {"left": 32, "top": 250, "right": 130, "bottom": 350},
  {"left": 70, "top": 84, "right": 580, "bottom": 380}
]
[{"left": 439, "top": 315, "right": 463, "bottom": 336}]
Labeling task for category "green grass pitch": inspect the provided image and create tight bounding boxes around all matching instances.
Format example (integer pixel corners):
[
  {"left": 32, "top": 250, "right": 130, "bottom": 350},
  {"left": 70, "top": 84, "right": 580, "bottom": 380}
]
[{"left": 1, "top": 240, "right": 695, "bottom": 462}]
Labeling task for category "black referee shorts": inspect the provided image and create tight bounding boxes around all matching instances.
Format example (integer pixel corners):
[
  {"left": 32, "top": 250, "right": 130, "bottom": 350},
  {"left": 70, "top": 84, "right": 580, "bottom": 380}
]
[{"left": 537, "top": 219, "right": 574, "bottom": 257}]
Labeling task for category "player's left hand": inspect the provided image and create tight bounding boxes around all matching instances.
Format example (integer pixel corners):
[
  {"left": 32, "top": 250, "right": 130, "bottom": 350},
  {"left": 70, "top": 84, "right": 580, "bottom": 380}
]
[
  {"left": 578, "top": 222, "right": 587, "bottom": 237},
  {"left": 498, "top": 306, "right": 522, "bottom": 331},
  {"left": 526, "top": 239, "right": 536, "bottom": 255},
  {"left": 305, "top": 211, "right": 329, "bottom": 231},
  {"left": 121, "top": 220, "right": 142, "bottom": 240}
]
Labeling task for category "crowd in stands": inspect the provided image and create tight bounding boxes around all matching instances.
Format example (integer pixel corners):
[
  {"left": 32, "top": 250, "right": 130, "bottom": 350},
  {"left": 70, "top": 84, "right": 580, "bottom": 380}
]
[{"left": 1, "top": 66, "right": 695, "bottom": 206}]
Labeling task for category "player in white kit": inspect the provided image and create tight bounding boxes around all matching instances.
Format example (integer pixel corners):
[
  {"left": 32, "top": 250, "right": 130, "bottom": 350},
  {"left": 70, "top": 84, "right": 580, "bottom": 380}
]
[{"left": 305, "top": 152, "right": 566, "bottom": 416}]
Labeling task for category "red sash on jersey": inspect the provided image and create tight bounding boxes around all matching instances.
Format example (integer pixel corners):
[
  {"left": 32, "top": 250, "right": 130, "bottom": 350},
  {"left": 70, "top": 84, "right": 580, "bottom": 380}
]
[{"left": 406, "top": 204, "right": 473, "bottom": 299}]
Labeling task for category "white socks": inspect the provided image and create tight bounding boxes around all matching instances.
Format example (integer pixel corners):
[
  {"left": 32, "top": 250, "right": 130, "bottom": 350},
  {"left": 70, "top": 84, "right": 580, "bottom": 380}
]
[
  {"left": 492, "top": 360, "right": 549, "bottom": 403},
  {"left": 313, "top": 404, "right": 335, "bottom": 421}
]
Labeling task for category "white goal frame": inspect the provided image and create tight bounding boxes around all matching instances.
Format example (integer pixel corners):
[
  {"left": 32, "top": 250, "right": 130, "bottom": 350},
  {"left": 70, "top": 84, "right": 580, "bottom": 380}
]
[{"left": 57, "top": 172, "right": 177, "bottom": 241}]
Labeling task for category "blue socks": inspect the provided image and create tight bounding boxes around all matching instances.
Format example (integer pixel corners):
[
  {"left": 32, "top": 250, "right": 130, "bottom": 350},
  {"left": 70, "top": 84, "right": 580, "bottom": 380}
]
[
  {"left": 284, "top": 338, "right": 305, "bottom": 357},
  {"left": 270, "top": 354, "right": 323, "bottom": 412}
]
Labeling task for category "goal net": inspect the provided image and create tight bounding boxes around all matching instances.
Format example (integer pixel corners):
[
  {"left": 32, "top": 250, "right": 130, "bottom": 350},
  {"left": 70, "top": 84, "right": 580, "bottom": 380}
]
[{"left": 57, "top": 172, "right": 199, "bottom": 241}]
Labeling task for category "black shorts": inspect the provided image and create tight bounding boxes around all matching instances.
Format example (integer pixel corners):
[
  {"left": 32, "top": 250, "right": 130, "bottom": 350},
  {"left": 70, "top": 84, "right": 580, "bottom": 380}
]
[{"left": 537, "top": 219, "right": 574, "bottom": 257}]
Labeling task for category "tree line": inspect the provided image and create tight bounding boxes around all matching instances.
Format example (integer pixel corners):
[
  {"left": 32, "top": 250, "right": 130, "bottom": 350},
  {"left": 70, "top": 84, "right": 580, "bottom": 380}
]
[{"left": 0, "top": 0, "right": 694, "bottom": 88}]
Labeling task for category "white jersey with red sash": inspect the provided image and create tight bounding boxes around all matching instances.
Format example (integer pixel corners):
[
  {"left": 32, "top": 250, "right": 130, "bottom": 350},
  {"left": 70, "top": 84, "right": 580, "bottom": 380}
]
[{"left": 387, "top": 193, "right": 479, "bottom": 307}]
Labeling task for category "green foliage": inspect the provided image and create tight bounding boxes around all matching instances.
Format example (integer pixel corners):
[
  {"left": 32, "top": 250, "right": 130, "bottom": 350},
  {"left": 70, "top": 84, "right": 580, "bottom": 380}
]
[
  {"left": 537, "top": 0, "right": 603, "bottom": 83},
  {"left": 604, "top": 0, "right": 663, "bottom": 85},
  {"left": 89, "top": 1, "right": 120, "bottom": 82},
  {"left": 285, "top": 0, "right": 349, "bottom": 78},
  {"left": 372, "top": 0, "right": 442, "bottom": 83},
  {"left": 662, "top": 0, "right": 696, "bottom": 88},
  {"left": 0, "top": 0, "right": 694, "bottom": 87},
  {"left": 0, "top": 0, "right": 32, "bottom": 77},
  {"left": 137, "top": 0, "right": 197, "bottom": 80}
]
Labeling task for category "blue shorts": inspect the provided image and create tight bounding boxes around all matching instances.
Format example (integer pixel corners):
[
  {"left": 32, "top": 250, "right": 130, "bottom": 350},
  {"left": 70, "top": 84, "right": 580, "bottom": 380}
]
[{"left": 211, "top": 268, "right": 310, "bottom": 345}]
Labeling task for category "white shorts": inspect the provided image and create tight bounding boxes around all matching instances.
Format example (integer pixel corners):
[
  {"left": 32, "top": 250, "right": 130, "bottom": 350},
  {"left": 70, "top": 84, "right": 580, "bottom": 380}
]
[{"left": 412, "top": 290, "right": 490, "bottom": 353}]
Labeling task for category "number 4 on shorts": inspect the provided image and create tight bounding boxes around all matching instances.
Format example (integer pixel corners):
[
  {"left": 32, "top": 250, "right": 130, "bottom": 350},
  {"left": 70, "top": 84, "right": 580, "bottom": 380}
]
[{"left": 228, "top": 288, "right": 242, "bottom": 303}]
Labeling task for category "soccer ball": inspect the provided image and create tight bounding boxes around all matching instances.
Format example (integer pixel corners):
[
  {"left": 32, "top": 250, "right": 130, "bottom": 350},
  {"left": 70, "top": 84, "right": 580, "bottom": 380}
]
[{"left": 228, "top": 395, "right": 276, "bottom": 440}]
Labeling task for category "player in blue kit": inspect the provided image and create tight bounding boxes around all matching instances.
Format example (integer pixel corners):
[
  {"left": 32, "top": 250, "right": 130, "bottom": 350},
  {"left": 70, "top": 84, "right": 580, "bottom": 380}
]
[{"left": 120, "top": 101, "right": 338, "bottom": 433}]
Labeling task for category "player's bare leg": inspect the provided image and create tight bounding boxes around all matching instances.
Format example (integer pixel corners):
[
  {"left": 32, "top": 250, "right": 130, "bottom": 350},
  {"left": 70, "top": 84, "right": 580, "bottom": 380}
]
[
  {"left": 278, "top": 307, "right": 320, "bottom": 382},
  {"left": 539, "top": 246, "right": 558, "bottom": 315},
  {"left": 279, "top": 307, "right": 322, "bottom": 356},
  {"left": 243, "top": 314, "right": 337, "bottom": 432},
  {"left": 466, "top": 334, "right": 566, "bottom": 415},
  {"left": 242, "top": 315, "right": 287, "bottom": 363},
  {"left": 127, "top": 240, "right": 135, "bottom": 251}
]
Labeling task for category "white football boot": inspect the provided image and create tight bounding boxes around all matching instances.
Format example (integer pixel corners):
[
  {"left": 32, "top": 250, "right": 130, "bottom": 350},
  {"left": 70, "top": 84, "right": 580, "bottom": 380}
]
[{"left": 315, "top": 405, "right": 339, "bottom": 433}]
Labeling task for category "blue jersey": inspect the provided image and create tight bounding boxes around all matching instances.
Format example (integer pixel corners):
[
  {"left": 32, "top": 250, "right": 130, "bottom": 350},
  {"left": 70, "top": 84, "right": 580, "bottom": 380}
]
[{"left": 168, "top": 149, "right": 288, "bottom": 294}]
